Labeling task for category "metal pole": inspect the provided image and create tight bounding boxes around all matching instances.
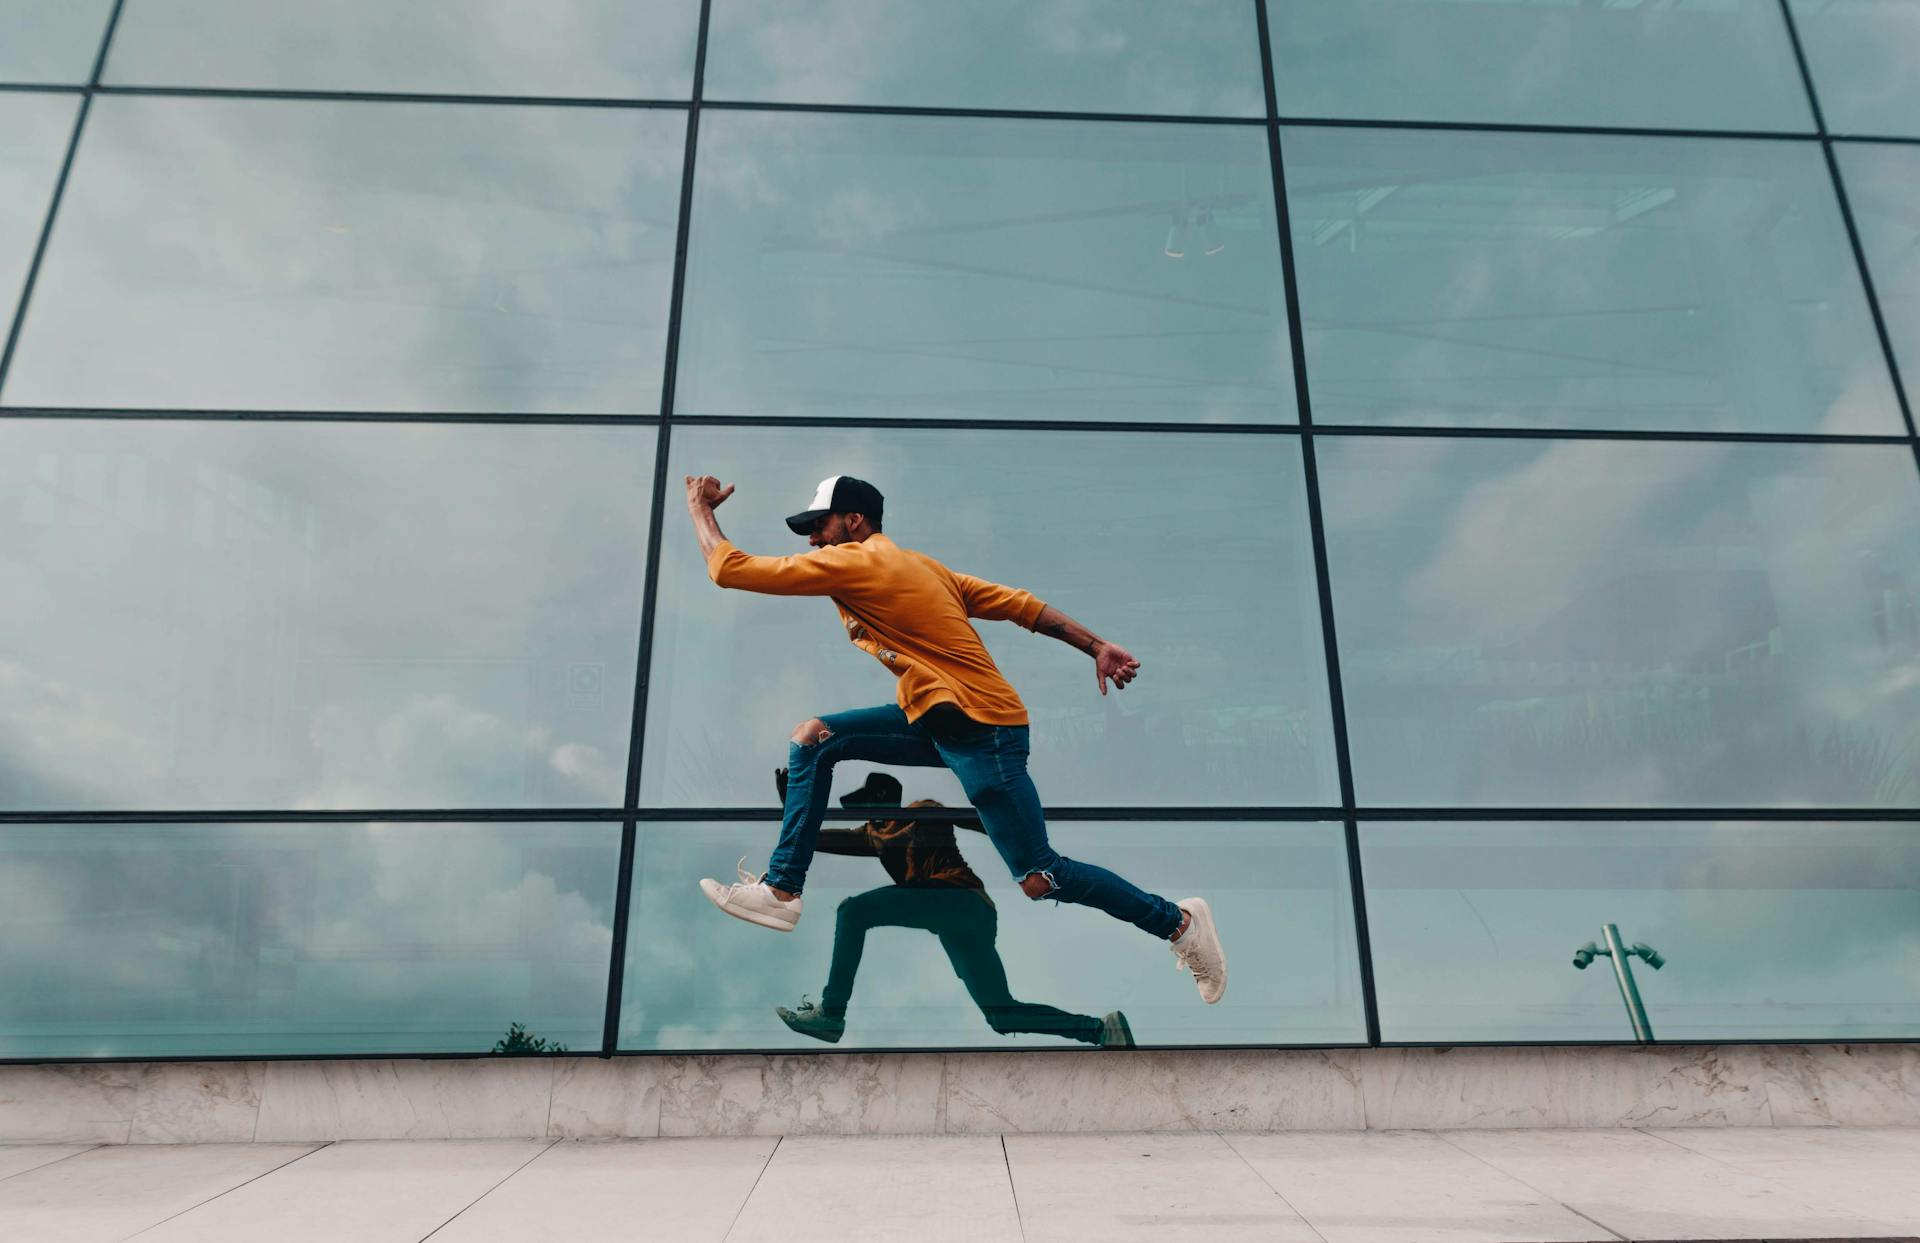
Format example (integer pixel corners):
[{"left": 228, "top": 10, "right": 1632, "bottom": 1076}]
[{"left": 1601, "top": 922, "right": 1655, "bottom": 1043}]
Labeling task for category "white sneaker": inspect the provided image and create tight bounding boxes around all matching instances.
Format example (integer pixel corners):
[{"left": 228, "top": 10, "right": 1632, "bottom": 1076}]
[
  {"left": 699, "top": 858, "right": 803, "bottom": 932},
  {"left": 1170, "top": 898, "right": 1226, "bottom": 1004}
]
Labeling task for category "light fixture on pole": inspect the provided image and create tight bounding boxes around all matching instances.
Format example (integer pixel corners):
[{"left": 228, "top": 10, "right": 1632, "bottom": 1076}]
[{"left": 1572, "top": 923, "right": 1665, "bottom": 1043}]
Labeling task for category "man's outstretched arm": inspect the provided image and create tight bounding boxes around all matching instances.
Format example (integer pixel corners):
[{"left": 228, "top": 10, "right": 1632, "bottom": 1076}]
[
  {"left": 686, "top": 474, "right": 859, "bottom": 595},
  {"left": 1034, "top": 602, "right": 1142, "bottom": 696},
  {"left": 951, "top": 569, "right": 1142, "bottom": 695}
]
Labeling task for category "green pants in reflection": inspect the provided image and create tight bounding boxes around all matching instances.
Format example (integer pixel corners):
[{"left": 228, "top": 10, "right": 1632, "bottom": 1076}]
[{"left": 820, "top": 884, "right": 1103, "bottom": 1044}]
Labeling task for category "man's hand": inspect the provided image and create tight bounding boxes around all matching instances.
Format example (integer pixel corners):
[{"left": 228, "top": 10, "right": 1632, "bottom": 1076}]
[
  {"left": 684, "top": 474, "right": 734, "bottom": 511},
  {"left": 1094, "top": 640, "right": 1142, "bottom": 695},
  {"left": 686, "top": 475, "right": 734, "bottom": 560},
  {"left": 1035, "top": 603, "right": 1142, "bottom": 695}
]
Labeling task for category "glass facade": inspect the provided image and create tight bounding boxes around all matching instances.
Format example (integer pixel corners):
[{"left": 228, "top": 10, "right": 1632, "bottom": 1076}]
[
  {"left": 702, "top": 0, "right": 1267, "bottom": 116},
  {"left": 1318, "top": 437, "right": 1920, "bottom": 808},
  {"left": 6, "top": 99, "right": 687, "bottom": 413},
  {"left": 1363, "top": 819, "right": 1920, "bottom": 1042},
  {"left": 0, "top": 419, "right": 654, "bottom": 811},
  {"left": 0, "top": 0, "right": 114, "bottom": 84},
  {"left": 673, "top": 111, "right": 1291, "bottom": 424},
  {"left": 1787, "top": 0, "right": 1920, "bottom": 139},
  {"left": 0, "top": 820, "right": 620, "bottom": 1058},
  {"left": 1284, "top": 127, "right": 1901, "bottom": 435},
  {"left": 0, "top": 1, "right": 1914, "bottom": 1061},
  {"left": 102, "top": 0, "right": 701, "bottom": 98},
  {"left": 0, "top": 93, "right": 77, "bottom": 319},
  {"left": 640, "top": 425, "right": 1338, "bottom": 807},
  {"left": 620, "top": 820, "right": 1363, "bottom": 1050},
  {"left": 1266, "top": 0, "right": 1813, "bottom": 132},
  {"left": 1839, "top": 142, "right": 1920, "bottom": 394}
]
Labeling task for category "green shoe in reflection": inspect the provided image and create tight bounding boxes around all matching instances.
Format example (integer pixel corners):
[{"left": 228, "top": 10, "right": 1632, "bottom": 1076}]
[{"left": 776, "top": 999, "right": 846, "bottom": 1044}]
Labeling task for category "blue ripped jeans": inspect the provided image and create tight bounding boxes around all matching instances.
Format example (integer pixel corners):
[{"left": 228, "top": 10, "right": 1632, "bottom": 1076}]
[{"left": 765, "top": 703, "right": 1184, "bottom": 940}]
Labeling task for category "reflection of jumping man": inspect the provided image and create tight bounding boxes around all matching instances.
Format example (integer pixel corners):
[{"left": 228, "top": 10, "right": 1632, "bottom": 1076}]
[
  {"left": 774, "top": 769, "right": 1135, "bottom": 1047},
  {"left": 686, "top": 472, "right": 1226, "bottom": 1003}
]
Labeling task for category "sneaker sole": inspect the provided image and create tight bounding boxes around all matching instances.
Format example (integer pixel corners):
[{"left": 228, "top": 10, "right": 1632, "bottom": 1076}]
[
  {"left": 1179, "top": 898, "right": 1227, "bottom": 1004},
  {"left": 700, "top": 879, "right": 799, "bottom": 932}
]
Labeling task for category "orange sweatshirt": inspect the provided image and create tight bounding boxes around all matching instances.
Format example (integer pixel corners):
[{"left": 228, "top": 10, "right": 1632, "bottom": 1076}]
[{"left": 706, "top": 533, "right": 1046, "bottom": 725}]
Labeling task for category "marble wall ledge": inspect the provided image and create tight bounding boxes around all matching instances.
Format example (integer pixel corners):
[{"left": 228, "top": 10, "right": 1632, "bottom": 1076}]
[{"left": 0, "top": 1044, "right": 1915, "bottom": 1144}]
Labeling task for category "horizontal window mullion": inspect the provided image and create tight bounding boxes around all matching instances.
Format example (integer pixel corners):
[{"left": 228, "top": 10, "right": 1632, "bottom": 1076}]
[
  {"left": 1276, "top": 114, "right": 1816, "bottom": 144},
  {"left": 7, "top": 806, "right": 1918, "bottom": 825},
  {"left": 3, "top": 80, "right": 1868, "bottom": 145},
  {"left": 701, "top": 97, "right": 1264, "bottom": 127},
  {"left": 0, "top": 407, "right": 665, "bottom": 425},
  {"left": 1832, "top": 134, "right": 1920, "bottom": 148},
  {"left": 1310, "top": 424, "right": 1918, "bottom": 447},
  {"left": 3, "top": 411, "right": 1912, "bottom": 447},
  {"left": 93, "top": 83, "right": 692, "bottom": 110}
]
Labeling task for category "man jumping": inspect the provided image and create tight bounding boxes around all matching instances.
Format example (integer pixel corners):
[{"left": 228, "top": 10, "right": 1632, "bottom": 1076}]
[{"left": 686, "top": 472, "right": 1226, "bottom": 1004}]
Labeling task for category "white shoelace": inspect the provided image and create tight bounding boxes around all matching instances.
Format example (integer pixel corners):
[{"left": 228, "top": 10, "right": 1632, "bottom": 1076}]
[
  {"left": 722, "top": 856, "right": 764, "bottom": 898},
  {"left": 1173, "top": 928, "right": 1218, "bottom": 986}
]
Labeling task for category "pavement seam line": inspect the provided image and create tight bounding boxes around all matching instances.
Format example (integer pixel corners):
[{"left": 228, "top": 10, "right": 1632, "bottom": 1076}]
[
  {"left": 1557, "top": 1199, "right": 1634, "bottom": 1242},
  {"left": 0, "top": 1143, "right": 101, "bottom": 1184},
  {"left": 1215, "top": 1131, "right": 1331, "bottom": 1243},
  {"left": 1636, "top": 1125, "right": 1918, "bottom": 1235},
  {"left": 1000, "top": 1135, "right": 1028, "bottom": 1242},
  {"left": 721, "top": 1134, "right": 782, "bottom": 1241},
  {"left": 417, "top": 1137, "right": 561, "bottom": 1241},
  {"left": 121, "top": 1139, "right": 333, "bottom": 1239},
  {"left": 1635, "top": 1125, "right": 1735, "bottom": 1164},
  {"left": 1431, "top": 1131, "right": 1629, "bottom": 1242}
]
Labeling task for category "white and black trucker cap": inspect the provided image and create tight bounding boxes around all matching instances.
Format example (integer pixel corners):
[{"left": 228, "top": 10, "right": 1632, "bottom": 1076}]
[{"left": 786, "top": 475, "right": 885, "bottom": 534}]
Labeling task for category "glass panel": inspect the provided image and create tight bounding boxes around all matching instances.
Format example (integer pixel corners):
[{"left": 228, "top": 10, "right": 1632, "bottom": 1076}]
[
  {"left": 0, "top": 419, "right": 652, "bottom": 810},
  {"left": 621, "top": 819, "right": 1363, "bottom": 1049},
  {"left": 1789, "top": 0, "right": 1920, "bottom": 138},
  {"left": 1317, "top": 437, "right": 1920, "bottom": 808},
  {"left": 1363, "top": 821, "right": 1920, "bottom": 1042},
  {"left": 0, "top": 820, "right": 618, "bottom": 1058},
  {"left": 0, "top": 0, "right": 113, "bottom": 84},
  {"left": 674, "top": 111, "right": 1294, "bottom": 424},
  {"left": 703, "top": 0, "right": 1264, "bottom": 116},
  {"left": 641, "top": 425, "right": 1339, "bottom": 807},
  {"left": 1284, "top": 127, "right": 1903, "bottom": 435},
  {"left": 104, "top": 0, "right": 698, "bottom": 99},
  {"left": 1836, "top": 142, "right": 1920, "bottom": 396},
  {"left": 1268, "top": 0, "right": 1814, "bottom": 132},
  {"left": 2, "top": 97, "right": 684, "bottom": 413},
  {"left": 0, "top": 93, "right": 76, "bottom": 327}
]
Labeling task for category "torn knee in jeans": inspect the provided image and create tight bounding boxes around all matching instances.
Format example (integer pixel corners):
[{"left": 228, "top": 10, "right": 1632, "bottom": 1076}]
[
  {"left": 1019, "top": 870, "right": 1058, "bottom": 901},
  {"left": 790, "top": 718, "right": 833, "bottom": 746}
]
